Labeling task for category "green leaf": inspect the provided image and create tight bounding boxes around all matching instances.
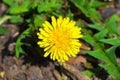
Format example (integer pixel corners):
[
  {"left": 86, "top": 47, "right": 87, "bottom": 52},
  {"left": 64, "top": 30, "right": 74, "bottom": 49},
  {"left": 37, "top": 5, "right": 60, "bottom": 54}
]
[
  {"left": 71, "top": 0, "right": 85, "bottom": 7},
  {"left": 87, "top": 8, "right": 101, "bottom": 22},
  {"left": 30, "top": 0, "right": 38, "bottom": 9},
  {"left": 34, "top": 15, "right": 45, "bottom": 27},
  {"left": 38, "top": 0, "right": 61, "bottom": 13},
  {"left": 99, "top": 64, "right": 120, "bottom": 80},
  {"left": 87, "top": 49, "right": 110, "bottom": 63},
  {"left": 105, "top": 15, "right": 119, "bottom": 35},
  {"left": 8, "top": 0, "right": 30, "bottom": 14},
  {"left": 88, "top": 23, "right": 104, "bottom": 31},
  {"left": 0, "top": 27, "right": 9, "bottom": 34},
  {"left": 70, "top": 0, "right": 88, "bottom": 16},
  {"left": 3, "top": 0, "right": 17, "bottom": 6},
  {"left": 68, "top": 9, "right": 73, "bottom": 20},
  {"left": 15, "top": 42, "right": 25, "bottom": 57},
  {"left": 82, "top": 70, "right": 94, "bottom": 79},
  {"left": 10, "top": 15, "right": 23, "bottom": 23},
  {"left": 105, "top": 46, "right": 118, "bottom": 65},
  {"left": 91, "top": 1, "right": 106, "bottom": 8},
  {"left": 70, "top": 0, "right": 101, "bottom": 23},
  {"left": 15, "top": 28, "right": 31, "bottom": 57},
  {"left": 94, "top": 29, "right": 108, "bottom": 40},
  {"left": 82, "top": 35, "right": 95, "bottom": 46},
  {"left": 99, "top": 38, "right": 120, "bottom": 46}
]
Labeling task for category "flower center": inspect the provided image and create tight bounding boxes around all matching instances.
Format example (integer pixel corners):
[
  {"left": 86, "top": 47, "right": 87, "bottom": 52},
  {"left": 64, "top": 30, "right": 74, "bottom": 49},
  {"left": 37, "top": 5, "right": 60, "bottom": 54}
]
[{"left": 51, "top": 28, "right": 70, "bottom": 50}]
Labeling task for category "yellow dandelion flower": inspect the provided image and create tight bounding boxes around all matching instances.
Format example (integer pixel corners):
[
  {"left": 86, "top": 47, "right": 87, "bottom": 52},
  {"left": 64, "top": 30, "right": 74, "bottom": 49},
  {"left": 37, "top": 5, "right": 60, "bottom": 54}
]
[{"left": 37, "top": 16, "right": 83, "bottom": 62}]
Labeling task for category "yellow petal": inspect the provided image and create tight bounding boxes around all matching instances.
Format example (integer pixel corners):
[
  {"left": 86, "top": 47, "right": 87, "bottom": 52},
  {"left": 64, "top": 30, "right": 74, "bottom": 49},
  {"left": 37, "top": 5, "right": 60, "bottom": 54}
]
[
  {"left": 44, "top": 21, "right": 53, "bottom": 30},
  {"left": 51, "top": 16, "right": 57, "bottom": 29},
  {"left": 57, "top": 16, "right": 63, "bottom": 28},
  {"left": 44, "top": 50, "right": 51, "bottom": 57}
]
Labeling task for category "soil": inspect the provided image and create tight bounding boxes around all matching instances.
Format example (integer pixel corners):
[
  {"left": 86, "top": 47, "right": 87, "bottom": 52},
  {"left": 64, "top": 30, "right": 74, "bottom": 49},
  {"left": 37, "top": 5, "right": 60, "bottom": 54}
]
[{"left": 0, "top": 0, "right": 120, "bottom": 80}]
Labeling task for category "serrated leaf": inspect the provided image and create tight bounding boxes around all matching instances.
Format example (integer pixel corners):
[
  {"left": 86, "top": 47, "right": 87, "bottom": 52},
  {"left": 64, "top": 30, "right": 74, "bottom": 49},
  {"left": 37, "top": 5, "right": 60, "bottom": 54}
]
[
  {"left": 15, "top": 42, "right": 26, "bottom": 57},
  {"left": 94, "top": 29, "right": 108, "bottom": 40},
  {"left": 105, "top": 46, "right": 118, "bottom": 65},
  {"left": 15, "top": 42, "right": 31, "bottom": 57},
  {"left": 105, "top": 15, "right": 119, "bottom": 35},
  {"left": 99, "top": 64, "right": 120, "bottom": 80},
  {"left": 15, "top": 28, "right": 31, "bottom": 57},
  {"left": 87, "top": 49, "right": 110, "bottom": 63},
  {"left": 0, "top": 27, "right": 9, "bottom": 34},
  {"left": 8, "top": 0, "right": 30, "bottom": 14},
  {"left": 99, "top": 38, "right": 120, "bottom": 46},
  {"left": 38, "top": 0, "right": 61, "bottom": 13}
]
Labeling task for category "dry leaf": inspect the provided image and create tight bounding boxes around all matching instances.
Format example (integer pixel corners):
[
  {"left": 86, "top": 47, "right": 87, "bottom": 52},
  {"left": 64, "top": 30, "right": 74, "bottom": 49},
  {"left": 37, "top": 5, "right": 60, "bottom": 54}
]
[{"left": 67, "top": 56, "right": 87, "bottom": 65}]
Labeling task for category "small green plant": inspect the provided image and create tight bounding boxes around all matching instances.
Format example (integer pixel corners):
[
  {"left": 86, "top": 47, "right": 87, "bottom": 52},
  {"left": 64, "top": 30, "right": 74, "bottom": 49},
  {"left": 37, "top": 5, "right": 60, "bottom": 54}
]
[
  {"left": 83, "top": 15, "right": 120, "bottom": 80},
  {"left": 3, "top": 0, "right": 63, "bottom": 57},
  {"left": 0, "top": 16, "right": 10, "bottom": 34},
  {"left": 71, "top": 0, "right": 120, "bottom": 79}
]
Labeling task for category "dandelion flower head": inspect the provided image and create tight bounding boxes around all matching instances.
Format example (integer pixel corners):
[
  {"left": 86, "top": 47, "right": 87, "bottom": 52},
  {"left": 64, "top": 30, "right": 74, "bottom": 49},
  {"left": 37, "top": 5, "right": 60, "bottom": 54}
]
[{"left": 37, "top": 16, "right": 83, "bottom": 62}]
